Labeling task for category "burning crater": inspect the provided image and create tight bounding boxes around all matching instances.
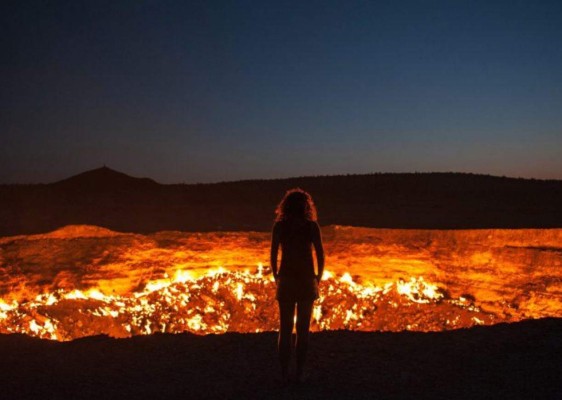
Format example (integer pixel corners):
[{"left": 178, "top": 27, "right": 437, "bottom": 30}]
[{"left": 1, "top": 225, "right": 561, "bottom": 340}]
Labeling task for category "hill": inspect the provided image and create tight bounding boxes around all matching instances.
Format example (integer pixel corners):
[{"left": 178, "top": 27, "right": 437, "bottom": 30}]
[
  {"left": 53, "top": 166, "right": 158, "bottom": 191},
  {"left": 0, "top": 168, "right": 561, "bottom": 236}
]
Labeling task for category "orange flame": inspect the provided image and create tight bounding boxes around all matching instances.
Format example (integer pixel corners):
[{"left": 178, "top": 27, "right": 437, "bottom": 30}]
[
  {"left": 1, "top": 225, "right": 561, "bottom": 341},
  {"left": 0, "top": 264, "right": 498, "bottom": 341}
]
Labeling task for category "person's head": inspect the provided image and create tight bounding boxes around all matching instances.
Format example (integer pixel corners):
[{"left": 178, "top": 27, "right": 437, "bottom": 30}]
[{"left": 275, "top": 188, "right": 317, "bottom": 222}]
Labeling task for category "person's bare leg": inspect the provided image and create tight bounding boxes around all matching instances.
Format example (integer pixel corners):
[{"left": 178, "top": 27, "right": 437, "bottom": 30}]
[
  {"left": 278, "top": 301, "right": 296, "bottom": 382},
  {"left": 295, "top": 300, "right": 314, "bottom": 382}
]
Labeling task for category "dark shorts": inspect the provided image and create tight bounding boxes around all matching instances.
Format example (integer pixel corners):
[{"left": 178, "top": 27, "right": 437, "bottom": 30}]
[{"left": 275, "top": 276, "right": 319, "bottom": 302}]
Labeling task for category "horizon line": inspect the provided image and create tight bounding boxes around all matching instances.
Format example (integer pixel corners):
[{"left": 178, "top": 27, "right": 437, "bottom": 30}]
[{"left": 2, "top": 166, "right": 561, "bottom": 186}]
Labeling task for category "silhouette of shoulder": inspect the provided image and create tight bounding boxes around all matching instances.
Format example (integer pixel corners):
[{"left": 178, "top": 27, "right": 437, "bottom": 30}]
[
  {"left": 310, "top": 220, "right": 321, "bottom": 239},
  {"left": 272, "top": 219, "right": 320, "bottom": 239}
]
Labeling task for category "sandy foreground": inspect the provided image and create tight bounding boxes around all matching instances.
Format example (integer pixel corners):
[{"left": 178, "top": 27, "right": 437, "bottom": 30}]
[{"left": 1, "top": 318, "right": 561, "bottom": 400}]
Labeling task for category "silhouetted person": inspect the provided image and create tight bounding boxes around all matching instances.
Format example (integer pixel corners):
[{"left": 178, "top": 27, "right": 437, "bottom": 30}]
[{"left": 270, "top": 188, "right": 324, "bottom": 384}]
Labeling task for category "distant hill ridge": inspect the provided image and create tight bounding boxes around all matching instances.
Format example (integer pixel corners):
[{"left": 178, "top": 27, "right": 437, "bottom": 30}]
[
  {"left": 1, "top": 167, "right": 561, "bottom": 235},
  {"left": 51, "top": 167, "right": 560, "bottom": 186},
  {"left": 53, "top": 166, "right": 158, "bottom": 190}
]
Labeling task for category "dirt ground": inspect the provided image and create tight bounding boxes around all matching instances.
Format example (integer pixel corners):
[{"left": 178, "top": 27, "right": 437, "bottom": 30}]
[{"left": 1, "top": 318, "right": 561, "bottom": 400}]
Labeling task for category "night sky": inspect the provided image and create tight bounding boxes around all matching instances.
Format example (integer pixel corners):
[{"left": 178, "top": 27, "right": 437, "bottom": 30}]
[{"left": 2, "top": 0, "right": 562, "bottom": 183}]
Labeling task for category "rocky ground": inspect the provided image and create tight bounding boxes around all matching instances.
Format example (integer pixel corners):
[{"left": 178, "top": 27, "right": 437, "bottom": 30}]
[{"left": 1, "top": 318, "right": 560, "bottom": 400}]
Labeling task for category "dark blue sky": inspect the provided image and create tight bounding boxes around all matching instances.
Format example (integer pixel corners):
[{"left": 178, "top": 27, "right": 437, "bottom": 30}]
[{"left": 2, "top": 0, "right": 561, "bottom": 183}]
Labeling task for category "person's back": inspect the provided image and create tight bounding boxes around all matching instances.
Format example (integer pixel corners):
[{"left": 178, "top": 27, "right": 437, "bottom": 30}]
[{"left": 276, "top": 218, "right": 316, "bottom": 280}]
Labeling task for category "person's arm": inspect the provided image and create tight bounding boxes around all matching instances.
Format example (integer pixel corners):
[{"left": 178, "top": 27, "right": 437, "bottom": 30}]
[
  {"left": 270, "top": 222, "right": 281, "bottom": 282},
  {"left": 312, "top": 221, "right": 324, "bottom": 283}
]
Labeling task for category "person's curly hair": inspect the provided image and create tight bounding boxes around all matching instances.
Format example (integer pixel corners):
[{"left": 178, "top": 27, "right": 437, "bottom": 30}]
[{"left": 275, "top": 188, "right": 317, "bottom": 222}]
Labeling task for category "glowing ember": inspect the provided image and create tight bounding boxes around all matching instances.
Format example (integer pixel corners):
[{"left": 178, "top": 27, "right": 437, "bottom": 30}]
[
  {"left": 0, "top": 265, "right": 495, "bottom": 340},
  {"left": 1, "top": 225, "right": 561, "bottom": 341}
]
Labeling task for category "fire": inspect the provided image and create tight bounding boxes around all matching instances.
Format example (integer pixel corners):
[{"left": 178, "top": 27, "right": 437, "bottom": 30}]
[
  {"left": 0, "top": 263, "right": 495, "bottom": 341},
  {"left": 396, "top": 277, "right": 443, "bottom": 303},
  {"left": 1, "top": 225, "right": 561, "bottom": 341}
]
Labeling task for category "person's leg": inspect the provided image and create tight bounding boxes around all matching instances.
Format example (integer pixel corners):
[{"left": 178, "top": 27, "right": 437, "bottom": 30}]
[
  {"left": 278, "top": 301, "right": 296, "bottom": 381},
  {"left": 295, "top": 300, "right": 314, "bottom": 381}
]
